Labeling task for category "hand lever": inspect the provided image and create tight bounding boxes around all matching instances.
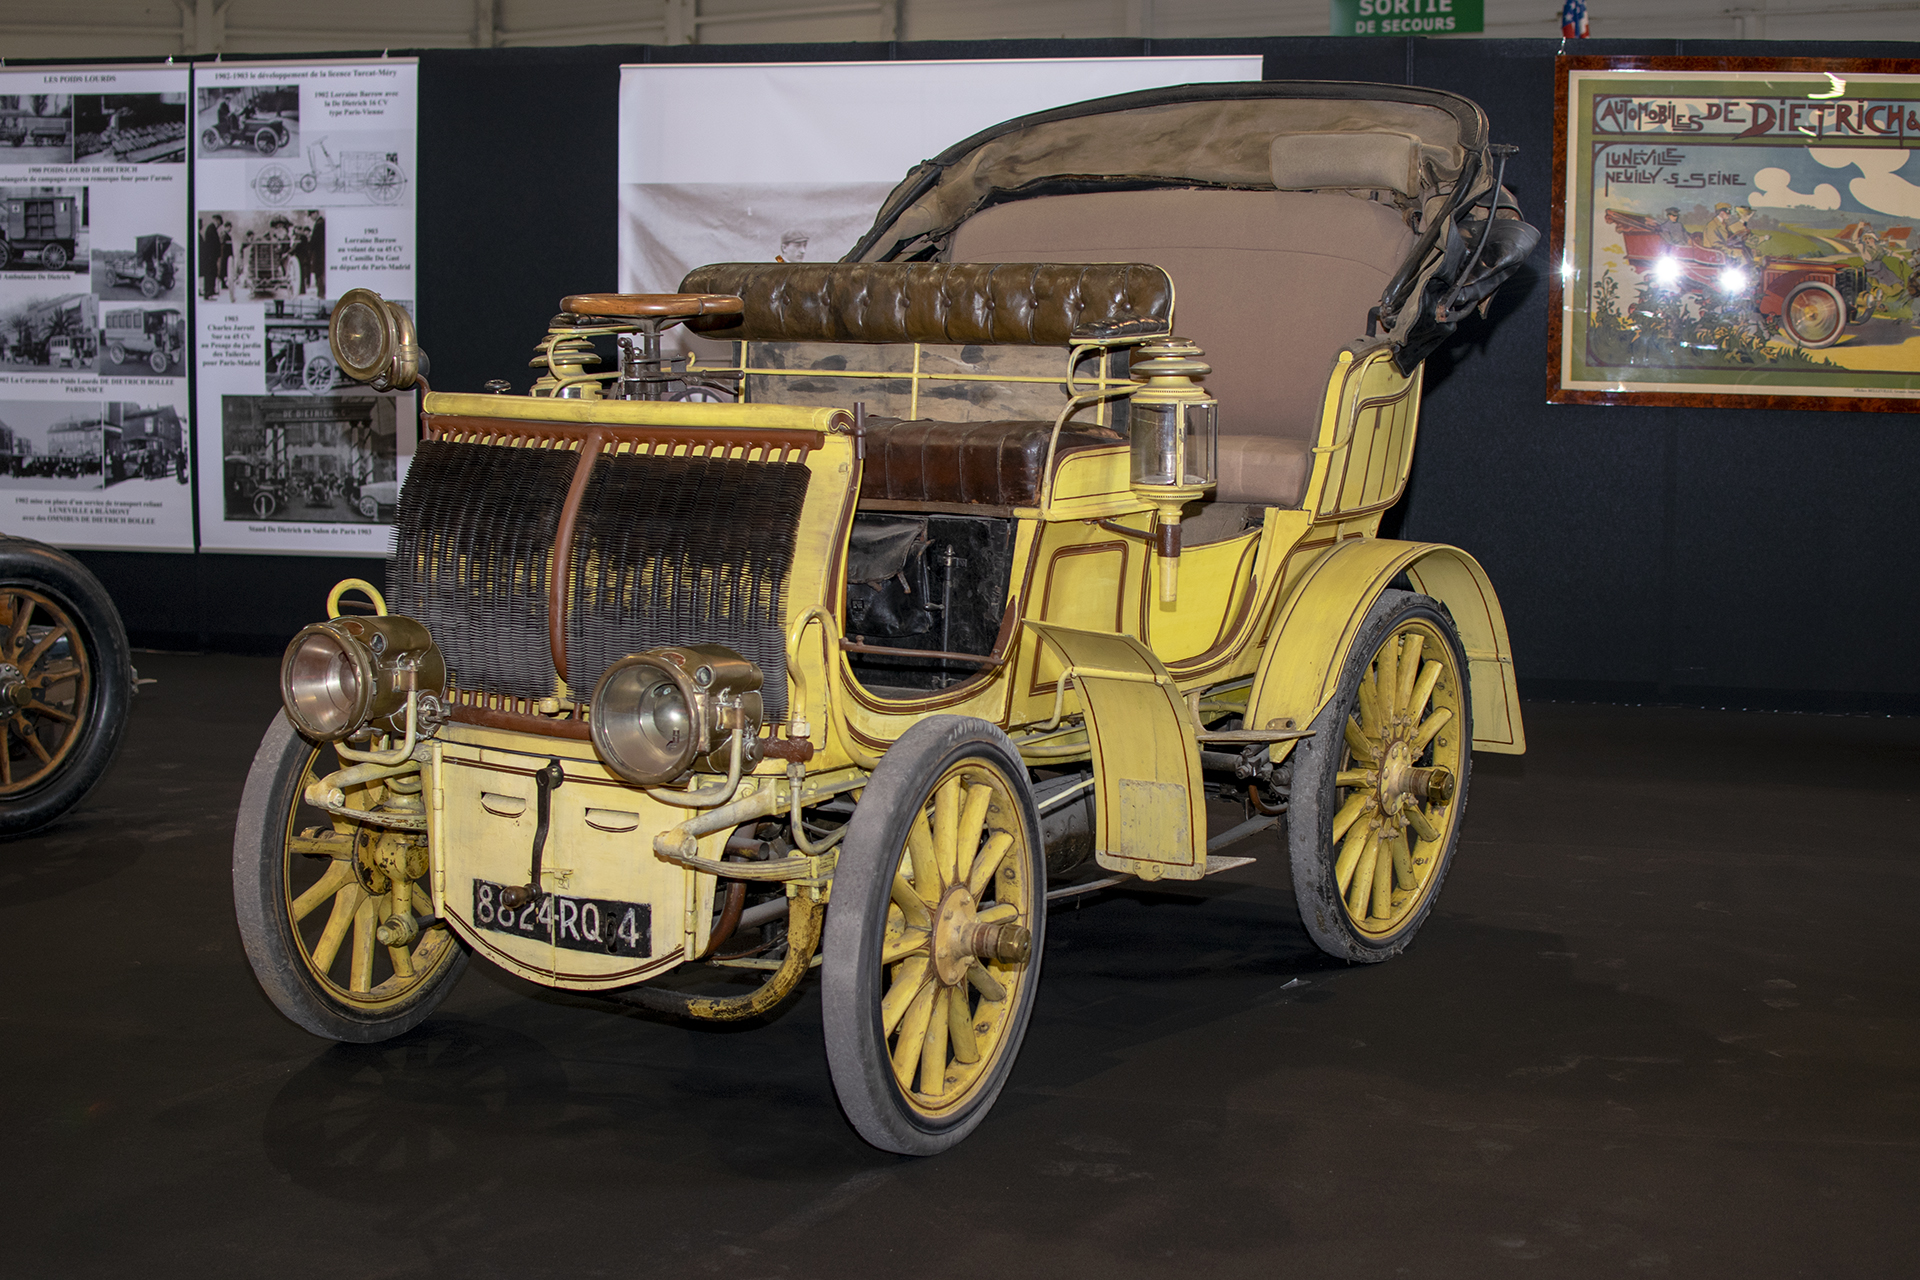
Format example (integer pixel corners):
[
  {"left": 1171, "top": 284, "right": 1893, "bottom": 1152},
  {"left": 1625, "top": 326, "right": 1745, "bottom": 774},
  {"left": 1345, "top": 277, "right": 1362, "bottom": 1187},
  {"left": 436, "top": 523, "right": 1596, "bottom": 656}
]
[{"left": 500, "top": 759, "right": 564, "bottom": 912}]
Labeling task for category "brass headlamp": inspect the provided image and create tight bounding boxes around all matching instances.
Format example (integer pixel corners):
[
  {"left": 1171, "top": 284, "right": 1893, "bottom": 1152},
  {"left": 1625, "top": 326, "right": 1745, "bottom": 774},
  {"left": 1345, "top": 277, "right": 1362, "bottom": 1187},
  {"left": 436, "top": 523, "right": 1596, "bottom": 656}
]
[
  {"left": 590, "top": 645, "right": 765, "bottom": 787},
  {"left": 281, "top": 614, "right": 445, "bottom": 743},
  {"left": 329, "top": 288, "right": 425, "bottom": 391},
  {"left": 1128, "top": 337, "right": 1218, "bottom": 604}
]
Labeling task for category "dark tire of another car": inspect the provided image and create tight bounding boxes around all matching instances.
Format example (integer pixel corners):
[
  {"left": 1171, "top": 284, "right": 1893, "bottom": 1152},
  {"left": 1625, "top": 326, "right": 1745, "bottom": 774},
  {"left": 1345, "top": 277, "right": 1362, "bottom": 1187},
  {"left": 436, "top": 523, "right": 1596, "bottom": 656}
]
[
  {"left": 254, "top": 126, "right": 281, "bottom": 156},
  {"left": 0, "top": 537, "right": 133, "bottom": 837},
  {"left": 40, "top": 243, "right": 67, "bottom": 272},
  {"left": 1287, "top": 589, "right": 1472, "bottom": 964},
  {"left": 139, "top": 274, "right": 161, "bottom": 299}
]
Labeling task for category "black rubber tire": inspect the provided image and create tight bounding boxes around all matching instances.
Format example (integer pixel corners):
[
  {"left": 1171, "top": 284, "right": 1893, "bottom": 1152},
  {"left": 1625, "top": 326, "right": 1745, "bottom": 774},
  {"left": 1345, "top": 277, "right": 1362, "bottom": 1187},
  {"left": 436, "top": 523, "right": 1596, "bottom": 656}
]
[
  {"left": 0, "top": 538, "right": 131, "bottom": 836},
  {"left": 233, "top": 711, "right": 469, "bottom": 1042},
  {"left": 41, "top": 243, "right": 67, "bottom": 271},
  {"left": 254, "top": 127, "right": 281, "bottom": 156},
  {"left": 822, "top": 715, "right": 1045, "bottom": 1155},
  {"left": 1287, "top": 590, "right": 1472, "bottom": 963}
]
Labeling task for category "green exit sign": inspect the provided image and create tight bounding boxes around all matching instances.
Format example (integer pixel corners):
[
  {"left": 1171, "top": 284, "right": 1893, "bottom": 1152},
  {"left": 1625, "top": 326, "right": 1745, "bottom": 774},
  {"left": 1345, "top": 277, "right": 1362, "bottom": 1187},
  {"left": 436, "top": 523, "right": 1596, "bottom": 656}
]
[{"left": 1331, "top": 0, "right": 1483, "bottom": 35}]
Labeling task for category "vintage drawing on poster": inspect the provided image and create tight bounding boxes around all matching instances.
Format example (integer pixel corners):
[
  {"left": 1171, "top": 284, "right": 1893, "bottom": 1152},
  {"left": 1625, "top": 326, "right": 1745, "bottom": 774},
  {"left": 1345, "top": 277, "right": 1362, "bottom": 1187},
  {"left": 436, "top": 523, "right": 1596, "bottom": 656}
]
[
  {"left": 192, "top": 59, "right": 416, "bottom": 555},
  {"left": 0, "top": 65, "right": 194, "bottom": 551},
  {"left": 1553, "top": 60, "right": 1920, "bottom": 408}
]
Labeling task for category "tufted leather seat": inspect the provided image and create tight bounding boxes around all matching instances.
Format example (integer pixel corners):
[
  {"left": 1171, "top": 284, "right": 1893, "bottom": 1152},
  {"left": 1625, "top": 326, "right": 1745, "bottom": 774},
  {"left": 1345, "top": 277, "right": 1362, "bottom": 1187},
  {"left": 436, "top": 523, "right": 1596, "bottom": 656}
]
[
  {"left": 858, "top": 417, "right": 1122, "bottom": 508},
  {"left": 679, "top": 261, "right": 1171, "bottom": 346}
]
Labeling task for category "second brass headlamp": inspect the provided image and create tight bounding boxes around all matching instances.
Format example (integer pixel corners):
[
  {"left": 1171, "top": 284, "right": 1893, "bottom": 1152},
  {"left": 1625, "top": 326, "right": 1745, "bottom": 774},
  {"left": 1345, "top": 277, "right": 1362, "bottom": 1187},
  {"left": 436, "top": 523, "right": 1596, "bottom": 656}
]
[{"left": 590, "top": 645, "right": 765, "bottom": 787}]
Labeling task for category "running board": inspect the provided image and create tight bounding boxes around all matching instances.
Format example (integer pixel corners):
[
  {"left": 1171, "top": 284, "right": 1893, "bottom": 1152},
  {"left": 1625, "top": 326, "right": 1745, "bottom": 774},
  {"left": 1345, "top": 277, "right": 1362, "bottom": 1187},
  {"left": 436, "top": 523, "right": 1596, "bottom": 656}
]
[{"left": 1045, "top": 815, "right": 1276, "bottom": 904}]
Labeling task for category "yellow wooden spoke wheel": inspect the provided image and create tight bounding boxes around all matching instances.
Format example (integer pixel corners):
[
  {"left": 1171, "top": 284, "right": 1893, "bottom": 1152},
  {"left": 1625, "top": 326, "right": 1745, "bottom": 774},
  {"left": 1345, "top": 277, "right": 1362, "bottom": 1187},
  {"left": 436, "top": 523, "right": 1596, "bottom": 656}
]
[
  {"left": 823, "top": 716, "right": 1044, "bottom": 1155},
  {"left": 1288, "top": 591, "right": 1470, "bottom": 961},
  {"left": 0, "top": 539, "right": 132, "bottom": 836},
  {"left": 233, "top": 713, "right": 468, "bottom": 1042}
]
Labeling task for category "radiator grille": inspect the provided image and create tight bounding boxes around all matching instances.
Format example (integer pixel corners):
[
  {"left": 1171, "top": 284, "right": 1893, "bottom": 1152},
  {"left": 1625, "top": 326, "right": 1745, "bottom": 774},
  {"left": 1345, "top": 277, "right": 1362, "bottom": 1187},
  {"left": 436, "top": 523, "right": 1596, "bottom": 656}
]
[
  {"left": 389, "top": 439, "right": 578, "bottom": 700},
  {"left": 566, "top": 451, "right": 809, "bottom": 720}
]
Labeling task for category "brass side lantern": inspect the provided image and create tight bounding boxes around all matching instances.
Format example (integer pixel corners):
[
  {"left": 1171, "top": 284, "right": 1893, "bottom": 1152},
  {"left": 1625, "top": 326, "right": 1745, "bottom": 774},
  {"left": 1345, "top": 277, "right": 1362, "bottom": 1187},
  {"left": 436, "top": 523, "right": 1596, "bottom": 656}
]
[{"left": 1128, "top": 338, "right": 1217, "bottom": 604}]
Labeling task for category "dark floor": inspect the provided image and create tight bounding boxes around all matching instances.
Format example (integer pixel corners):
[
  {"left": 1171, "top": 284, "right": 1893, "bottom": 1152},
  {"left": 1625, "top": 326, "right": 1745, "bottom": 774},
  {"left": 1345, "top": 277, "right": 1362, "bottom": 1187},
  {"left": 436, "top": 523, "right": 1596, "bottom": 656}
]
[{"left": 5, "top": 653, "right": 1916, "bottom": 1278}]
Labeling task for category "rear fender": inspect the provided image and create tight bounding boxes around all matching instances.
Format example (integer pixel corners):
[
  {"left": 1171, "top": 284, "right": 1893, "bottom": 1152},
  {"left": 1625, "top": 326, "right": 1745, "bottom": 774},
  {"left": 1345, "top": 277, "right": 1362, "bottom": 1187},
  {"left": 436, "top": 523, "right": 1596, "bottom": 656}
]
[{"left": 1247, "top": 538, "right": 1524, "bottom": 755}]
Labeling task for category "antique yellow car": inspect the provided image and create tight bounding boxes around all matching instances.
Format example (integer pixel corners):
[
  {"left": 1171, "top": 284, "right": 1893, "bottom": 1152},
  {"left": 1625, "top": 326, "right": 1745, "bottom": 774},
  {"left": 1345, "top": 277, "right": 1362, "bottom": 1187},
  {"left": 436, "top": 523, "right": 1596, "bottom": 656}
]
[{"left": 233, "top": 81, "right": 1537, "bottom": 1155}]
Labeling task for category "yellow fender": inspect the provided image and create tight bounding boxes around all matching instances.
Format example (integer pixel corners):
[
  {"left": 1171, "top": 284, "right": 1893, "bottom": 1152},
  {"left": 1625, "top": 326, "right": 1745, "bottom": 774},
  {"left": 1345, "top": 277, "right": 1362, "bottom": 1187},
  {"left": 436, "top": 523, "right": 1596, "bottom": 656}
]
[{"left": 1247, "top": 538, "right": 1525, "bottom": 755}]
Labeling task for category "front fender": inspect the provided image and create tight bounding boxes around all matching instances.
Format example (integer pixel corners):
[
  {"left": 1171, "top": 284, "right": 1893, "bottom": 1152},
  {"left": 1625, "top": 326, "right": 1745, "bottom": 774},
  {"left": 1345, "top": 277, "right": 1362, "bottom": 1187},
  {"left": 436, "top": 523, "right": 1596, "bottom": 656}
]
[{"left": 1247, "top": 538, "right": 1524, "bottom": 755}]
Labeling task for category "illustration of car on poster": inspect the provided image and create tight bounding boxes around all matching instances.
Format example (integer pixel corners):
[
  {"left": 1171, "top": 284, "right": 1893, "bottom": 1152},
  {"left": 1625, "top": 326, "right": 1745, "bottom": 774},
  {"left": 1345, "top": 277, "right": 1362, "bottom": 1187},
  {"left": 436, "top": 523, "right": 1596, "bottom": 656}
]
[
  {"left": 253, "top": 138, "right": 407, "bottom": 207},
  {"left": 72, "top": 93, "right": 188, "bottom": 164},
  {"left": 197, "top": 85, "right": 297, "bottom": 157},
  {"left": 2, "top": 292, "right": 93, "bottom": 367},
  {"left": 233, "top": 81, "right": 1537, "bottom": 1156},
  {"left": 0, "top": 189, "right": 85, "bottom": 272},
  {"left": 99, "top": 307, "right": 184, "bottom": 374},
  {"left": 0, "top": 99, "right": 73, "bottom": 162},
  {"left": 99, "top": 234, "right": 181, "bottom": 300}
]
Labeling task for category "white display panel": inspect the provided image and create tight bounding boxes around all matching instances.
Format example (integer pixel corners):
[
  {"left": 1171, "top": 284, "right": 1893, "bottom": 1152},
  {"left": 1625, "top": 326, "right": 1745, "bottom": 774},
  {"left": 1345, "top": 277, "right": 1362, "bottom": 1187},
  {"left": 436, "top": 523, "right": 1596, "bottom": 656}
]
[
  {"left": 0, "top": 65, "right": 193, "bottom": 551},
  {"left": 192, "top": 58, "right": 416, "bottom": 556},
  {"left": 617, "top": 56, "right": 1262, "bottom": 299}
]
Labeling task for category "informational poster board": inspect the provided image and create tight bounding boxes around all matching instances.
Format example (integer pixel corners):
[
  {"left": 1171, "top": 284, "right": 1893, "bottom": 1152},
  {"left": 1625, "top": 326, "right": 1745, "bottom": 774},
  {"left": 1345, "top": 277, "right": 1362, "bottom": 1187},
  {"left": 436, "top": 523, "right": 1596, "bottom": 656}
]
[
  {"left": 192, "top": 58, "right": 416, "bottom": 555},
  {"left": 0, "top": 65, "right": 193, "bottom": 551},
  {"left": 618, "top": 57, "right": 1262, "bottom": 313}
]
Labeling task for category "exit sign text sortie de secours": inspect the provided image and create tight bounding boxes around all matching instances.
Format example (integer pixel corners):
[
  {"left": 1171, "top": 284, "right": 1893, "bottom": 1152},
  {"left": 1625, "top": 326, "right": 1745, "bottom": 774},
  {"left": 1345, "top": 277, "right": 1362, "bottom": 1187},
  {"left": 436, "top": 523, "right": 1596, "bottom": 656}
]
[{"left": 1331, "top": 0, "right": 1483, "bottom": 35}]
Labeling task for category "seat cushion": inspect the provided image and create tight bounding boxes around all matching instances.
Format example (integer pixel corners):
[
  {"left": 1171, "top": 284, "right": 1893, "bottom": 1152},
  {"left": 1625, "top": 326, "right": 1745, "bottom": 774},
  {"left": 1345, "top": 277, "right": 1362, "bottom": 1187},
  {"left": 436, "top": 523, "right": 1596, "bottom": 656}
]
[
  {"left": 950, "top": 189, "right": 1413, "bottom": 453},
  {"left": 1215, "top": 434, "right": 1313, "bottom": 508},
  {"left": 860, "top": 417, "right": 1121, "bottom": 508}
]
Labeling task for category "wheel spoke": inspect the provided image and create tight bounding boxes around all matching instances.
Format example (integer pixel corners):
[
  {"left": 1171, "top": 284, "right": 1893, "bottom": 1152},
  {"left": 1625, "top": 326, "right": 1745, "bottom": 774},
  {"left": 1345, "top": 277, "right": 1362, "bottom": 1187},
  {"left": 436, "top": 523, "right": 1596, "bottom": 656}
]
[
  {"left": 349, "top": 892, "right": 381, "bottom": 992},
  {"left": 974, "top": 901, "right": 1017, "bottom": 925},
  {"left": 1395, "top": 634, "right": 1425, "bottom": 717},
  {"left": 1346, "top": 832, "right": 1380, "bottom": 916},
  {"left": 1405, "top": 804, "right": 1441, "bottom": 843},
  {"left": 906, "top": 808, "right": 941, "bottom": 899},
  {"left": 1376, "top": 633, "right": 1400, "bottom": 720},
  {"left": 890, "top": 980, "right": 937, "bottom": 1087},
  {"left": 290, "top": 860, "right": 356, "bottom": 921},
  {"left": 965, "top": 829, "right": 1014, "bottom": 900},
  {"left": 1, "top": 722, "right": 11, "bottom": 787},
  {"left": 1392, "top": 833, "right": 1416, "bottom": 891},
  {"left": 1334, "top": 820, "right": 1372, "bottom": 893},
  {"left": 17, "top": 623, "right": 67, "bottom": 674},
  {"left": 966, "top": 959, "right": 1007, "bottom": 1002},
  {"left": 1411, "top": 706, "right": 1453, "bottom": 753},
  {"left": 890, "top": 873, "right": 931, "bottom": 929},
  {"left": 1371, "top": 833, "right": 1394, "bottom": 918},
  {"left": 948, "top": 985, "right": 981, "bottom": 1064},
  {"left": 1331, "top": 791, "right": 1372, "bottom": 844},
  {"left": 882, "top": 926, "right": 931, "bottom": 965},
  {"left": 311, "top": 882, "right": 365, "bottom": 973},
  {"left": 388, "top": 941, "right": 415, "bottom": 979},
  {"left": 881, "top": 956, "right": 931, "bottom": 1035},
  {"left": 13, "top": 718, "right": 50, "bottom": 763},
  {"left": 25, "top": 700, "right": 74, "bottom": 724},
  {"left": 1343, "top": 716, "right": 1377, "bottom": 764},
  {"left": 920, "top": 988, "right": 951, "bottom": 1096},
  {"left": 8, "top": 596, "right": 35, "bottom": 648},
  {"left": 1408, "top": 659, "right": 1443, "bottom": 724},
  {"left": 953, "top": 783, "right": 992, "bottom": 887},
  {"left": 1356, "top": 674, "right": 1382, "bottom": 737},
  {"left": 1334, "top": 769, "right": 1373, "bottom": 788},
  {"left": 932, "top": 775, "right": 963, "bottom": 885}
]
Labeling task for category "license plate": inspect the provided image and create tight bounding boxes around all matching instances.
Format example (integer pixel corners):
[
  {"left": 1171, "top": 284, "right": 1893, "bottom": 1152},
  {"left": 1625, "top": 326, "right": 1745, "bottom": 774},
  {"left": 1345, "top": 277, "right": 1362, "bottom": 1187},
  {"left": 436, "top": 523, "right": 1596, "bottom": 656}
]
[{"left": 471, "top": 878, "right": 652, "bottom": 958}]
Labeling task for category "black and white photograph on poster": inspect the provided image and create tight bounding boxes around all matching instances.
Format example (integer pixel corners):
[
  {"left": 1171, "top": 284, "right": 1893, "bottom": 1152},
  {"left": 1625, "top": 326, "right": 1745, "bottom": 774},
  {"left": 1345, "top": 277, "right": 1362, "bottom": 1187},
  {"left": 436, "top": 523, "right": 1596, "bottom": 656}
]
[
  {"left": 0, "top": 186, "right": 88, "bottom": 274},
  {"left": 90, "top": 233, "right": 185, "bottom": 302},
  {"left": 0, "top": 400, "right": 187, "bottom": 490},
  {"left": 250, "top": 131, "right": 409, "bottom": 208},
  {"left": 264, "top": 297, "right": 350, "bottom": 394},
  {"left": 0, "top": 291, "right": 95, "bottom": 370},
  {"left": 73, "top": 93, "right": 187, "bottom": 165},
  {"left": 0, "top": 95, "right": 73, "bottom": 165},
  {"left": 196, "top": 84, "right": 299, "bottom": 159},
  {"left": 196, "top": 209, "right": 324, "bottom": 301},
  {"left": 97, "top": 304, "right": 185, "bottom": 377},
  {"left": 220, "top": 393, "right": 397, "bottom": 523}
]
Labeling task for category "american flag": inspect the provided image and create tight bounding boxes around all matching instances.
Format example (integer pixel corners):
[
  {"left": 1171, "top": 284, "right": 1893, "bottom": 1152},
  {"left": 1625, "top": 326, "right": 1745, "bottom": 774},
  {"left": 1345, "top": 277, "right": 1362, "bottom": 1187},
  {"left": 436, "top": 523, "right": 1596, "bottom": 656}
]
[{"left": 1561, "top": 0, "right": 1589, "bottom": 37}]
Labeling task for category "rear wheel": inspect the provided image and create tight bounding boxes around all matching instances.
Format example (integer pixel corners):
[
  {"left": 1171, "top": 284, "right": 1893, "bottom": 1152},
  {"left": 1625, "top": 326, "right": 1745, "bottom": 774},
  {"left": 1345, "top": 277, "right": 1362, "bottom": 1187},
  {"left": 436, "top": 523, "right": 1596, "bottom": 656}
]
[
  {"left": 41, "top": 243, "right": 67, "bottom": 271},
  {"left": 1288, "top": 590, "right": 1470, "bottom": 962},
  {"left": 1781, "top": 281, "right": 1846, "bottom": 348},
  {"left": 0, "top": 539, "right": 131, "bottom": 836},
  {"left": 233, "top": 712, "right": 468, "bottom": 1041},
  {"left": 107, "top": 342, "right": 126, "bottom": 365},
  {"left": 823, "top": 716, "right": 1044, "bottom": 1155}
]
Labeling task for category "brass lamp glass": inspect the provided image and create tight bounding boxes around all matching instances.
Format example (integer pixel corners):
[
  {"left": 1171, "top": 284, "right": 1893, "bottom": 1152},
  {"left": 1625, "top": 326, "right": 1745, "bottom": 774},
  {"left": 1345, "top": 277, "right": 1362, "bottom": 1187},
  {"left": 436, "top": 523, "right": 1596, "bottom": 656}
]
[{"left": 1127, "top": 339, "right": 1217, "bottom": 604}]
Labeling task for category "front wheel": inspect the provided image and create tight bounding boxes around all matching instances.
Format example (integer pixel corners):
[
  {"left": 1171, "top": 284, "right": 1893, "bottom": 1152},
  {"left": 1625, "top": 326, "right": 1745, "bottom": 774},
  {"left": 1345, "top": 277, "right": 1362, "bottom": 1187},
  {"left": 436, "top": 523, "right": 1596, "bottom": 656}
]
[
  {"left": 254, "top": 126, "right": 282, "bottom": 156},
  {"left": 233, "top": 712, "right": 469, "bottom": 1041},
  {"left": 1781, "top": 281, "right": 1846, "bottom": 348},
  {"left": 0, "top": 538, "right": 132, "bottom": 835},
  {"left": 823, "top": 716, "right": 1045, "bottom": 1155},
  {"left": 148, "top": 348, "right": 170, "bottom": 374},
  {"left": 1288, "top": 590, "right": 1471, "bottom": 962}
]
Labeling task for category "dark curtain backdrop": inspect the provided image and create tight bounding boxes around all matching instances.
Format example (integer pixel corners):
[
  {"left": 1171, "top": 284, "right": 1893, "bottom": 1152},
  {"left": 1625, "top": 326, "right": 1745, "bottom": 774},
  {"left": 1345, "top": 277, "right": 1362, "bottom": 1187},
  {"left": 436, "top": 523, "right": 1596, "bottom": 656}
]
[{"left": 63, "top": 36, "right": 1920, "bottom": 711}]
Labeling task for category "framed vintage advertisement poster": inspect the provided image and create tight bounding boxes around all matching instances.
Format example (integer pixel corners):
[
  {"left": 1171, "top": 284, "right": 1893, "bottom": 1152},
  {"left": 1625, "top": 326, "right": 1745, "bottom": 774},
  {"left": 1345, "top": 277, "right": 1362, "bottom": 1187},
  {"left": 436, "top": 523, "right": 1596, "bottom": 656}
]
[{"left": 1550, "top": 57, "right": 1920, "bottom": 411}]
